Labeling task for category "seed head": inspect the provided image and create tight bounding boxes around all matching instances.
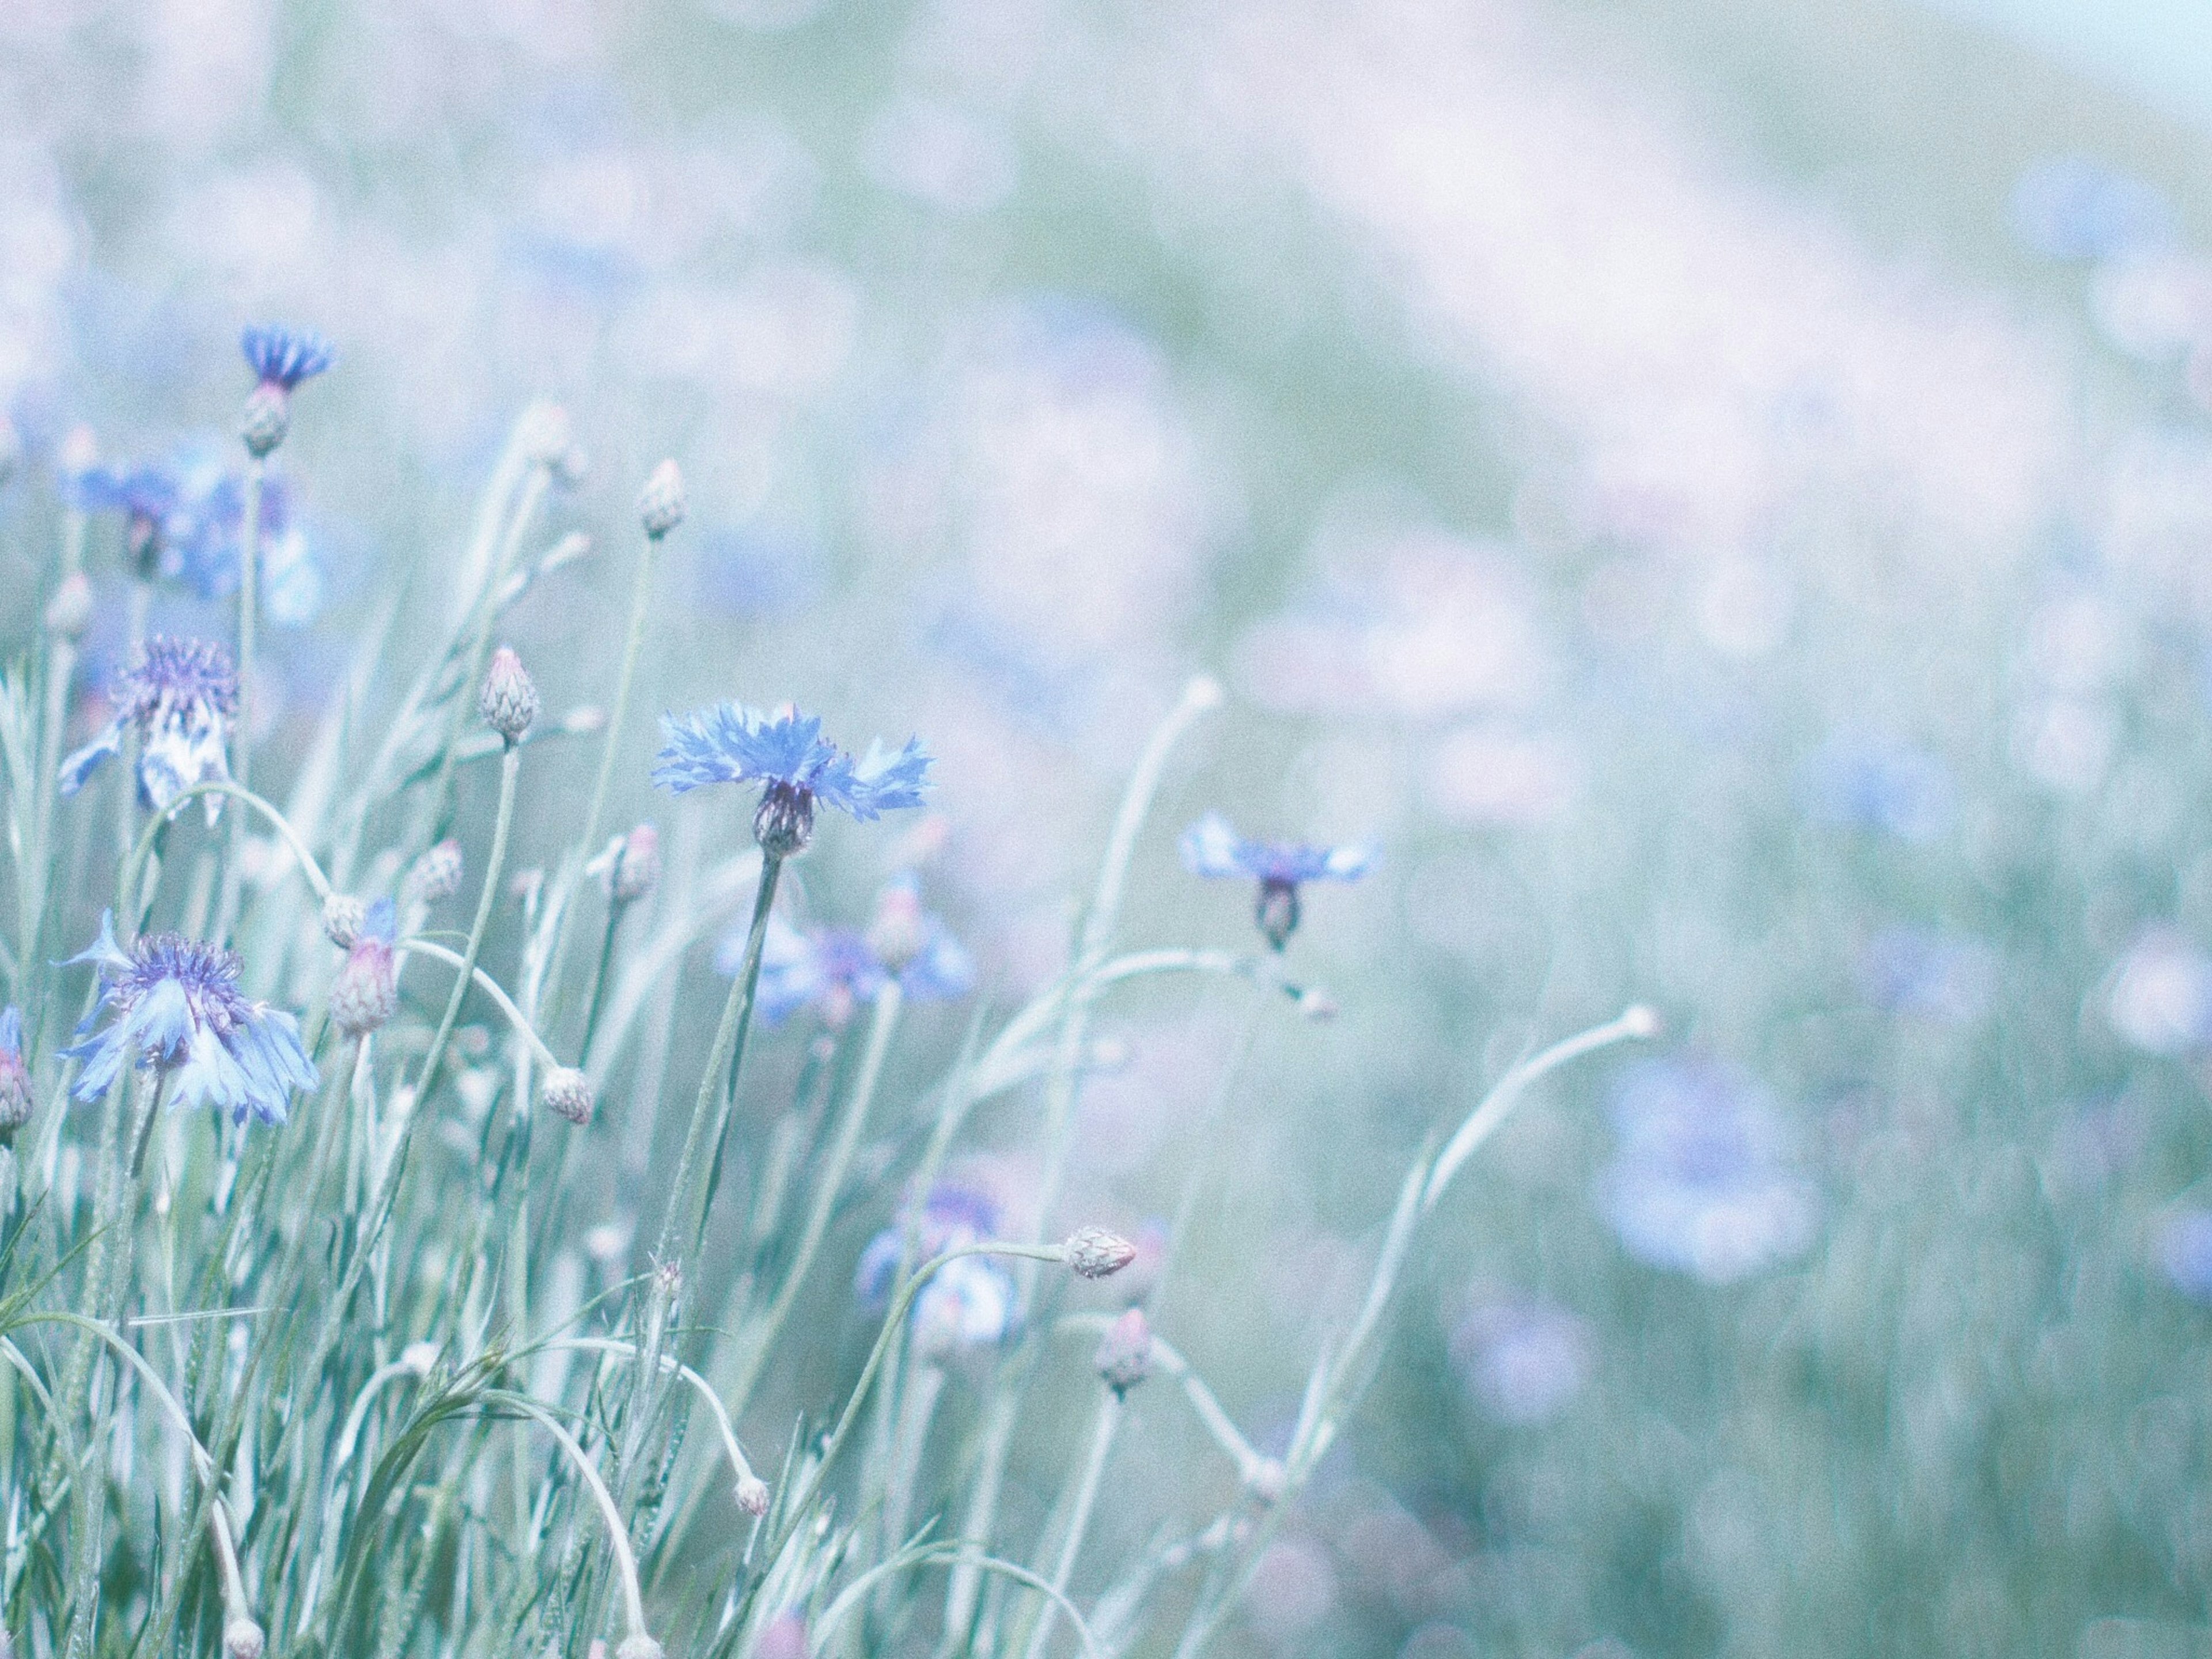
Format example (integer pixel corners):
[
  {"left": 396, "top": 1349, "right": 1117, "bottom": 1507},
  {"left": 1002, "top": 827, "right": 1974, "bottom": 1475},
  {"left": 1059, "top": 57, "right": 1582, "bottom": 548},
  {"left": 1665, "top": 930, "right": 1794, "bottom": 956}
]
[
  {"left": 638, "top": 459, "right": 685, "bottom": 539},
  {"left": 222, "top": 1618, "right": 266, "bottom": 1659},
  {"left": 322, "top": 893, "right": 367, "bottom": 949},
  {"left": 479, "top": 647, "right": 539, "bottom": 744},
  {"left": 1094, "top": 1306, "right": 1153, "bottom": 1395},
  {"left": 43, "top": 572, "right": 93, "bottom": 640},
  {"left": 541, "top": 1067, "right": 594, "bottom": 1126},
  {"left": 240, "top": 384, "right": 289, "bottom": 459},
  {"left": 1063, "top": 1226, "right": 1137, "bottom": 1281},
  {"left": 736, "top": 1473, "right": 772, "bottom": 1517},
  {"left": 408, "top": 840, "right": 465, "bottom": 904}
]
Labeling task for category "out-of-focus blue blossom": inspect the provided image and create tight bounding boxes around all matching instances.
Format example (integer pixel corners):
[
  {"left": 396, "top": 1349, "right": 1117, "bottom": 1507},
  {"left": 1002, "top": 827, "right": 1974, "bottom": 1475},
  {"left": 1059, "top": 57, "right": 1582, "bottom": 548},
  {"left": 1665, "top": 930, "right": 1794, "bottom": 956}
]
[
  {"left": 69, "top": 461, "right": 180, "bottom": 570},
  {"left": 0, "top": 1005, "right": 30, "bottom": 1131},
  {"left": 62, "top": 912, "right": 315, "bottom": 1125},
  {"left": 855, "top": 1183, "right": 1017, "bottom": 1357},
  {"left": 1598, "top": 1057, "right": 1818, "bottom": 1286},
  {"left": 698, "top": 528, "right": 823, "bottom": 618},
  {"left": 1449, "top": 1296, "right": 1592, "bottom": 1425},
  {"left": 59, "top": 637, "right": 237, "bottom": 821},
  {"left": 70, "top": 448, "right": 324, "bottom": 623},
  {"left": 924, "top": 607, "right": 1088, "bottom": 737},
  {"left": 241, "top": 324, "right": 335, "bottom": 390},
  {"left": 2012, "top": 157, "right": 2173, "bottom": 262},
  {"left": 654, "top": 703, "right": 929, "bottom": 854},
  {"left": 1802, "top": 739, "right": 1952, "bottom": 843},
  {"left": 722, "top": 878, "right": 973, "bottom": 1027},
  {"left": 2107, "top": 929, "right": 2212, "bottom": 1055},
  {"left": 1181, "top": 812, "right": 1376, "bottom": 949},
  {"left": 1857, "top": 927, "right": 1995, "bottom": 1024},
  {"left": 2157, "top": 1209, "right": 2212, "bottom": 1304}
]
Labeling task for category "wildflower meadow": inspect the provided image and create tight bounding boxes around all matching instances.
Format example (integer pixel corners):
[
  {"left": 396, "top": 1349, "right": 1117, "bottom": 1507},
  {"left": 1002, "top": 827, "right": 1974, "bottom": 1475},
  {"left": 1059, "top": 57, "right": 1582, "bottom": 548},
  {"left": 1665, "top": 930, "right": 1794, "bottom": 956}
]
[{"left": 6, "top": 2, "right": 2212, "bottom": 1657}]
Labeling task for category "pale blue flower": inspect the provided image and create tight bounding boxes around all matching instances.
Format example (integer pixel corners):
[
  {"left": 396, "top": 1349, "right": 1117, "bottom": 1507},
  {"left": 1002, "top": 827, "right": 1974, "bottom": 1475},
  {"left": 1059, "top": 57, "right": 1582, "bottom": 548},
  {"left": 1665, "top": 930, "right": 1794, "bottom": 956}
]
[
  {"left": 241, "top": 324, "right": 335, "bottom": 390},
  {"left": 653, "top": 703, "right": 929, "bottom": 854},
  {"left": 1180, "top": 811, "right": 1374, "bottom": 948},
  {"left": 59, "top": 637, "right": 237, "bottom": 821},
  {"left": 62, "top": 913, "right": 315, "bottom": 1125},
  {"left": 856, "top": 1184, "right": 1017, "bottom": 1354}
]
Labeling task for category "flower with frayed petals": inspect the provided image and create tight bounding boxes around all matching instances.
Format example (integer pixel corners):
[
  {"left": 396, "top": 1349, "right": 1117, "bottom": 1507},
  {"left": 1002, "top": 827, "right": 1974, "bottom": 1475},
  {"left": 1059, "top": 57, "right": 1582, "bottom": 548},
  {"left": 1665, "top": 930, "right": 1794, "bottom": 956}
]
[
  {"left": 240, "top": 324, "right": 335, "bottom": 391},
  {"left": 1180, "top": 812, "right": 1375, "bottom": 949},
  {"left": 59, "top": 637, "right": 238, "bottom": 822},
  {"left": 652, "top": 703, "right": 929, "bottom": 855},
  {"left": 63, "top": 912, "right": 316, "bottom": 1125},
  {"left": 0, "top": 1006, "right": 32, "bottom": 1132}
]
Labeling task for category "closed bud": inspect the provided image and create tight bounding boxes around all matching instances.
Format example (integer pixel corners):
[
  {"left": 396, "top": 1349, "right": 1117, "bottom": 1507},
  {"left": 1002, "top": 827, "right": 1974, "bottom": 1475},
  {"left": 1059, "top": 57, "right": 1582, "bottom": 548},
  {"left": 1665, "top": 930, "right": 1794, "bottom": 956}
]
[
  {"left": 223, "top": 1618, "right": 266, "bottom": 1659},
  {"left": 613, "top": 1637, "right": 663, "bottom": 1659},
  {"left": 43, "top": 572, "right": 92, "bottom": 640},
  {"left": 1296, "top": 985, "right": 1338, "bottom": 1023},
  {"left": 1094, "top": 1307, "right": 1152, "bottom": 1395},
  {"left": 736, "top": 1473, "right": 771, "bottom": 1517},
  {"left": 479, "top": 647, "right": 539, "bottom": 744},
  {"left": 330, "top": 930, "right": 399, "bottom": 1039},
  {"left": 408, "top": 839, "right": 464, "bottom": 904},
  {"left": 1063, "top": 1226, "right": 1137, "bottom": 1281},
  {"left": 240, "top": 383, "right": 289, "bottom": 458},
  {"left": 0, "top": 1020, "right": 33, "bottom": 1135},
  {"left": 591, "top": 823, "right": 660, "bottom": 905},
  {"left": 637, "top": 459, "right": 685, "bottom": 538},
  {"left": 1245, "top": 1456, "right": 1287, "bottom": 1504},
  {"left": 541, "top": 1067, "right": 594, "bottom": 1125},
  {"left": 322, "top": 892, "right": 367, "bottom": 949},
  {"left": 400, "top": 1340, "right": 440, "bottom": 1375}
]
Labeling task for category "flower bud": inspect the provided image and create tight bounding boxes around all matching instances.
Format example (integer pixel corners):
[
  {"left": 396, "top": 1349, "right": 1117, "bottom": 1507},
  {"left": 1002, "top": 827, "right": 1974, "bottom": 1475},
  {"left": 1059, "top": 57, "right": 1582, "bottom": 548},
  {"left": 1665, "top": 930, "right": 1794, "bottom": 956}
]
[
  {"left": 541, "top": 1067, "right": 594, "bottom": 1126},
  {"left": 516, "top": 402, "right": 573, "bottom": 468},
  {"left": 43, "top": 572, "right": 92, "bottom": 640},
  {"left": 637, "top": 459, "right": 685, "bottom": 539},
  {"left": 400, "top": 1340, "right": 440, "bottom": 1375},
  {"left": 736, "top": 1473, "right": 771, "bottom": 1517},
  {"left": 1296, "top": 985, "right": 1338, "bottom": 1023},
  {"left": 1094, "top": 1306, "right": 1152, "bottom": 1395},
  {"left": 1245, "top": 1456, "right": 1287, "bottom": 1503},
  {"left": 322, "top": 892, "right": 367, "bottom": 949},
  {"left": 0, "top": 1009, "right": 33, "bottom": 1134},
  {"left": 240, "top": 383, "right": 289, "bottom": 458},
  {"left": 329, "top": 918, "right": 399, "bottom": 1039},
  {"left": 408, "top": 839, "right": 464, "bottom": 904},
  {"left": 479, "top": 647, "right": 539, "bottom": 744},
  {"left": 592, "top": 823, "right": 661, "bottom": 905},
  {"left": 613, "top": 1637, "right": 663, "bottom": 1659},
  {"left": 1063, "top": 1226, "right": 1137, "bottom": 1281},
  {"left": 223, "top": 1618, "right": 266, "bottom": 1659}
]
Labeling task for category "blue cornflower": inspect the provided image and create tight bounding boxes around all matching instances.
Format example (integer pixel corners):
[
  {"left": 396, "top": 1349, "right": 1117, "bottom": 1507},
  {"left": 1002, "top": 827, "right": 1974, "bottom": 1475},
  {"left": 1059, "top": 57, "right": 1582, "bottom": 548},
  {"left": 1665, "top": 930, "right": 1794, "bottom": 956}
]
[
  {"left": 0, "top": 1006, "right": 31, "bottom": 1132},
  {"left": 59, "top": 637, "right": 237, "bottom": 821},
  {"left": 62, "top": 913, "right": 315, "bottom": 1125},
  {"left": 719, "top": 889, "right": 973, "bottom": 1029},
  {"left": 653, "top": 703, "right": 930, "bottom": 855},
  {"left": 1180, "top": 811, "right": 1376, "bottom": 949},
  {"left": 69, "top": 462, "right": 181, "bottom": 574},
  {"left": 241, "top": 324, "right": 335, "bottom": 391},
  {"left": 855, "top": 1183, "right": 1018, "bottom": 1358}
]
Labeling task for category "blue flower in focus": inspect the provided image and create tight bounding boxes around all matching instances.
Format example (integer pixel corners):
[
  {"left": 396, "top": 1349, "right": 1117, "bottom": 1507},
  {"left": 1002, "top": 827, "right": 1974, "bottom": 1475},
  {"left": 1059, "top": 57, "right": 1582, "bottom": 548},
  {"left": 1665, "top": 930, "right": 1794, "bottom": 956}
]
[
  {"left": 62, "top": 912, "right": 315, "bottom": 1125},
  {"left": 59, "top": 637, "right": 237, "bottom": 821},
  {"left": 653, "top": 703, "right": 929, "bottom": 855},
  {"left": 1802, "top": 740, "right": 1952, "bottom": 843},
  {"left": 1180, "top": 811, "right": 1375, "bottom": 949},
  {"left": 856, "top": 1183, "right": 1017, "bottom": 1357},
  {"left": 1598, "top": 1057, "right": 1817, "bottom": 1286},
  {"left": 2012, "top": 157, "right": 2173, "bottom": 262},
  {"left": 241, "top": 324, "right": 335, "bottom": 391}
]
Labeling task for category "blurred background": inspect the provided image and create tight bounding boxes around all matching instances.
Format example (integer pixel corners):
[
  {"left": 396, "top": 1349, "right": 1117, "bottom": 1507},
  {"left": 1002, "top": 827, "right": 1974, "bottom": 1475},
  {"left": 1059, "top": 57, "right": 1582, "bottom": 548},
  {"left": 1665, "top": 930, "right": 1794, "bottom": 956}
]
[{"left": 10, "top": 0, "right": 2212, "bottom": 1653}]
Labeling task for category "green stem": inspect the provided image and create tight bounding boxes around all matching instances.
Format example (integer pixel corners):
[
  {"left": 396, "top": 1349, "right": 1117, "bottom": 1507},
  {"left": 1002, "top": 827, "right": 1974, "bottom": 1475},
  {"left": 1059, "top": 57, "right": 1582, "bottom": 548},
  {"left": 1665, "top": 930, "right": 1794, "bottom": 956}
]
[
  {"left": 578, "top": 526, "right": 661, "bottom": 873},
  {"left": 409, "top": 744, "right": 521, "bottom": 1109},
  {"left": 1022, "top": 1390, "right": 1123, "bottom": 1659},
  {"left": 656, "top": 851, "right": 780, "bottom": 1266},
  {"left": 726, "top": 978, "right": 903, "bottom": 1418}
]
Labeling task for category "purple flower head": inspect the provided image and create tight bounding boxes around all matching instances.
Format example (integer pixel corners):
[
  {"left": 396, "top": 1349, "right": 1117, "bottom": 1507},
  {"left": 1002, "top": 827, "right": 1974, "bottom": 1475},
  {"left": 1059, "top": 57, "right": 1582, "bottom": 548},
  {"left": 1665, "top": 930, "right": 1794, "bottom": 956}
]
[
  {"left": 70, "top": 462, "right": 181, "bottom": 572},
  {"left": 653, "top": 702, "right": 929, "bottom": 855},
  {"left": 1180, "top": 812, "right": 1375, "bottom": 949},
  {"left": 59, "top": 637, "right": 238, "bottom": 822},
  {"left": 0, "top": 1006, "right": 30, "bottom": 1131},
  {"left": 241, "top": 324, "right": 335, "bottom": 391},
  {"left": 62, "top": 912, "right": 315, "bottom": 1125},
  {"left": 725, "top": 887, "right": 974, "bottom": 1028},
  {"left": 855, "top": 1183, "right": 1017, "bottom": 1356},
  {"left": 158, "top": 456, "right": 323, "bottom": 624},
  {"left": 1598, "top": 1056, "right": 1817, "bottom": 1285}
]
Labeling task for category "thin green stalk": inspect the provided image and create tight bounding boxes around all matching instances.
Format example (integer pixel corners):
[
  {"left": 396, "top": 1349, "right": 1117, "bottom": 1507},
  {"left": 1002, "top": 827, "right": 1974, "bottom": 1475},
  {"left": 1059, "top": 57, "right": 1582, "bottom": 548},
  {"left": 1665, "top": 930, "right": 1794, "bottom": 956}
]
[
  {"left": 1021, "top": 1389, "right": 1123, "bottom": 1659},
  {"left": 219, "top": 457, "right": 264, "bottom": 941},
  {"left": 578, "top": 524, "right": 661, "bottom": 873},
  {"left": 726, "top": 978, "right": 903, "bottom": 1418},
  {"left": 409, "top": 744, "right": 521, "bottom": 1110},
  {"left": 657, "top": 852, "right": 781, "bottom": 1266}
]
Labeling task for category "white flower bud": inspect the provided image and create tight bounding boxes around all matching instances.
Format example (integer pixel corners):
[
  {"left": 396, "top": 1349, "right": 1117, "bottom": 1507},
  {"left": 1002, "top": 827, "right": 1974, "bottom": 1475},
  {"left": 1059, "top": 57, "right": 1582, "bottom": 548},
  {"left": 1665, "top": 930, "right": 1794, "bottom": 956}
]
[
  {"left": 223, "top": 1617, "right": 266, "bottom": 1659},
  {"left": 1063, "top": 1226, "right": 1137, "bottom": 1281},
  {"left": 1094, "top": 1306, "right": 1152, "bottom": 1395},
  {"left": 637, "top": 459, "right": 685, "bottom": 538},
  {"left": 736, "top": 1473, "right": 771, "bottom": 1517},
  {"left": 408, "top": 840, "right": 464, "bottom": 904},
  {"left": 479, "top": 647, "right": 539, "bottom": 744},
  {"left": 541, "top": 1067, "right": 594, "bottom": 1126},
  {"left": 322, "top": 893, "right": 367, "bottom": 949}
]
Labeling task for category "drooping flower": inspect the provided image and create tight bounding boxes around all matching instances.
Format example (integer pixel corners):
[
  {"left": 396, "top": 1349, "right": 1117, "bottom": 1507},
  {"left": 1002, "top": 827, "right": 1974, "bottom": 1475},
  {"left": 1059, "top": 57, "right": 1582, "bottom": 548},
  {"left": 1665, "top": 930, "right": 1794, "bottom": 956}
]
[
  {"left": 652, "top": 703, "right": 929, "bottom": 855},
  {"left": 328, "top": 898, "right": 399, "bottom": 1039},
  {"left": 1180, "top": 812, "right": 1376, "bottom": 949},
  {"left": 63, "top": 913, "right": 315, "bottom": 1125},
  {"left": 856, "top": 1183, "right": 1017, "bottom": 1358},
  {"left": 1597, "top": 1057, "right": 1817, "bottom": 1286},
  {"left": 59, "top": 637, "right": 237, "bottom": 821},
  {"left": 0, "top": 1007, "right": 32, "bottom": 1132}
]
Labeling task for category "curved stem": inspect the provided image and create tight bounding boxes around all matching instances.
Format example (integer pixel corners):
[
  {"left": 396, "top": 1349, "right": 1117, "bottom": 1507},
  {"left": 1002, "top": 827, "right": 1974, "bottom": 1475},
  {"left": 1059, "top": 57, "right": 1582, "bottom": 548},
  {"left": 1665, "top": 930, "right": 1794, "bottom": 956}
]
[
  {"left": 657, "top": 852, "right": 781, "bottom": 1265},
  {"left": 1022, "top": 1390, "right": 1122, "bottom": 1659},
  {"left": 540, "top": 1338, "right": 766, "bottom": 1509},
  {"left": 396, "top": 937, "right": 563, "bottom": 1071},
  {"left": 813, "top": 1548, "right": 1106, "bottom": 1659},
  {"left": 726, "top": 979, "right": 903, "bottom": 1418},
  {"left": 408, "top": 744, "right": 521, "bottom": 1109},
  {"left": 119, "top": 778, "right": 335, "bottom": 921},
  {"left": 480, "top": 1390, "right": 650, "bottom": 1641}
]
